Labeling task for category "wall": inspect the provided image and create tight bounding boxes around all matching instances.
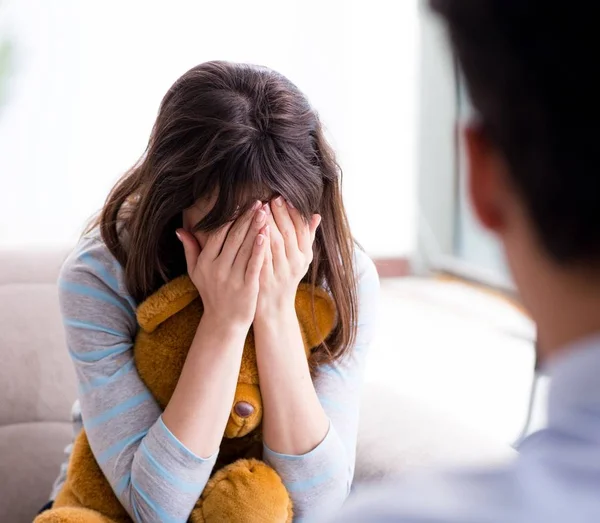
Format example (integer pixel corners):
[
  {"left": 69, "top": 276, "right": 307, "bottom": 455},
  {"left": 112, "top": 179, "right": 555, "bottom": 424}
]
[
  {"left": 0, "top": 0, "right": 418, "bottom": 258},
  {"left": 415, "top": 1, "right": 456, "bottom": 269}
]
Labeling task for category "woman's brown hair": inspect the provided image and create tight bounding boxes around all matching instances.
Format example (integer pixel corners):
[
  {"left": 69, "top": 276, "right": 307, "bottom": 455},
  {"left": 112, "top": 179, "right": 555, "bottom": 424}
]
[{"left": 97, "top": 61, "right": 358, "bottom": 366}]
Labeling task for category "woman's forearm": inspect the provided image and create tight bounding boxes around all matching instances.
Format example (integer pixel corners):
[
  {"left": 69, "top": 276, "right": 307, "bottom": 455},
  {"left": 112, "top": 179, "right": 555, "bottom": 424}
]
[
  {"left": 162, "top": 315, "right": 248, "bottom": 458},
  {"left": 254, "top": 306, "right": 329, "bottom": 455}
]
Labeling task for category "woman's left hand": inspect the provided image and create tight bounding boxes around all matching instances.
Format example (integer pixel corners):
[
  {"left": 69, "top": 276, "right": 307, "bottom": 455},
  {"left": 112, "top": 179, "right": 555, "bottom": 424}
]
[{"left": 256, "top": 196, "right": 321, "bottom": 319}]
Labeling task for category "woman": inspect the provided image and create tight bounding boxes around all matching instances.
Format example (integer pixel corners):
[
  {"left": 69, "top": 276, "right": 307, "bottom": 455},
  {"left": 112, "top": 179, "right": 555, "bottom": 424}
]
[{"left": 50, "top": 61, "right": 379, "bottom": 522}]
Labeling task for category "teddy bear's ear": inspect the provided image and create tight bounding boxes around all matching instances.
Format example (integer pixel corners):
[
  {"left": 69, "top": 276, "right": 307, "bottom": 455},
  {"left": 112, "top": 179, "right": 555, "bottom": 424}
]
[
  {"left": 136, "top": 275, "right": 199, "bottom": 333},
  {"left": 295, "top": 284, "right": 337, "bottom": 348}
]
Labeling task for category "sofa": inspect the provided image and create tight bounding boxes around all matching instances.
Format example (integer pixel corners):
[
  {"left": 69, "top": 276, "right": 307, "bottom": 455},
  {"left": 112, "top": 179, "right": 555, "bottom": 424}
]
[{"left": 0, "top": 248, "right": 514, "bottom": 523}]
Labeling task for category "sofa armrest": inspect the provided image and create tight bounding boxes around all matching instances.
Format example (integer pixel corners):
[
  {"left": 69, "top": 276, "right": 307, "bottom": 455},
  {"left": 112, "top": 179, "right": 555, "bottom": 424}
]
[{"left": 355, "top": 383, "right": 516, "bottom": 484}]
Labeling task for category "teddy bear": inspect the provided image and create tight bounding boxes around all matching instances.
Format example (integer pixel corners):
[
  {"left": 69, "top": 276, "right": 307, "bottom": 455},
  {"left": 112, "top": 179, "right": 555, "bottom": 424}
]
[{"left": 35, "top": 275, "right": 337, "bottom": 523}]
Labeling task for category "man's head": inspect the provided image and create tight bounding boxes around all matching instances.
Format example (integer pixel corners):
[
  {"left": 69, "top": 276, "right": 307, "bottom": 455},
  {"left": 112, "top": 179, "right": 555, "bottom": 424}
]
[{"left": 431, "top": 1, "right": 600, "bottom": 320}]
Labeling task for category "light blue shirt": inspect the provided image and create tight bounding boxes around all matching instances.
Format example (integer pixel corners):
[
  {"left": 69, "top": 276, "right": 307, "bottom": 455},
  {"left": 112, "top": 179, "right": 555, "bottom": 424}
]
[{"left": 329, "top": 335, "right": 600, "bottom": 523}]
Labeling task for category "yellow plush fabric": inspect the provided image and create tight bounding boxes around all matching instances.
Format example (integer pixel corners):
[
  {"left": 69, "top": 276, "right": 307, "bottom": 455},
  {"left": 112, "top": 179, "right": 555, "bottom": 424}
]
[{"left": 36, "top": 276, "right": 336, "bottom": 523}]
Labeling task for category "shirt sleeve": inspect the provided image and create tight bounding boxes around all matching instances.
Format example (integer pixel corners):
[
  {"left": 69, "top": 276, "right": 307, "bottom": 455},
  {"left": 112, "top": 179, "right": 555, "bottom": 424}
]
[
  {"left": 58, "top": 235, "right": 217, "bottom": 523},
  {"left": 264, "top": 249, "right": 380, "bottom": 522}
]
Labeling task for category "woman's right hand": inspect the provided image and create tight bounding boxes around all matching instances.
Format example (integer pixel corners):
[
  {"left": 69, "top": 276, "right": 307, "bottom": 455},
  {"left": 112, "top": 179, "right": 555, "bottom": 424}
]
[
  {"left": 176, "top": 201, "right": 268, "bottom": 330},
  {"left": 165, "top": 203, "right": 269, "bottom": 460}
]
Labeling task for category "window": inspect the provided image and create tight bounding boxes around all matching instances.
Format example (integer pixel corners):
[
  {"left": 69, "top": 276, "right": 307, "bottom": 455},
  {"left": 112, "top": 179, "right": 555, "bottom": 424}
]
[
  {"left": 416, "top": 6, "right": 512, "bottom": 292},
  {"left": 415, "top": 4, "right": 544, "bottom": 442}
]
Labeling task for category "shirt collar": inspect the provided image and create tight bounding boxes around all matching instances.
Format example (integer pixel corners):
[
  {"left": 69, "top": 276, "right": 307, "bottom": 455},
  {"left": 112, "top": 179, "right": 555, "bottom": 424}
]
[{"left": 546, "top": 334, "right": 600, "bottom": 427}]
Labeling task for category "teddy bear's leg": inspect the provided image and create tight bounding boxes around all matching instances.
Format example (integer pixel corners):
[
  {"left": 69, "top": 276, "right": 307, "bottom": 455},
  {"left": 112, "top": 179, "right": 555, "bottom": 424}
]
[
  {"left": 34, "top": 506, "right": 126, "bottom": 523},
  {"left": 42, "top": 431, "right": 131, "bottom": 522},
  {"left": 34, "top": 476, "right": 130, "bottom": 523},
  {"left": 190, "top": 459, "right": 293, "bottom": 523}
]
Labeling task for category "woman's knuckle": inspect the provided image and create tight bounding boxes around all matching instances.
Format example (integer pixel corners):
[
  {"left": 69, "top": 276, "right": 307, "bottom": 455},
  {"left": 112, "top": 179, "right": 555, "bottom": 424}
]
[
  {"left": 197, "top": 254, "right": 209, "bottom": 269},
  {"left": 215, "top": 267, "right": 228, "bottom": 282}
]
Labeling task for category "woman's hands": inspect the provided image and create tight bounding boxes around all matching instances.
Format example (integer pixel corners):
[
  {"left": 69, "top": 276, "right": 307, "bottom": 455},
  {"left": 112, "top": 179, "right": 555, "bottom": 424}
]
[
  {"left": 256, "top": 196, "right": 321, "bottom": 319},
  {"left": 176, "top": 201, "right": 268, "bottom": 330},
  {"left": 171, "top": 195, "right": 324, "bottom": 461},
  {"left": 176, "top": 195, "right": 319, "bottom": 328}
]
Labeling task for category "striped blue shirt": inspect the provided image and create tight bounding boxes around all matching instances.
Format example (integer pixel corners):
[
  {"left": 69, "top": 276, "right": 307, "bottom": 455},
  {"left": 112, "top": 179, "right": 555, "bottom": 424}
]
[{"left": 54, "top": 231, "right": 380, "bottom": 522}]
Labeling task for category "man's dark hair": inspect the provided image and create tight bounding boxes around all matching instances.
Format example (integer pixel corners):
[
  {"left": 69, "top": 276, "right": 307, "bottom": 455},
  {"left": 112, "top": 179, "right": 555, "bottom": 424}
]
[{"left": 431, "top": 1, "right": 599, "bottom": 265}]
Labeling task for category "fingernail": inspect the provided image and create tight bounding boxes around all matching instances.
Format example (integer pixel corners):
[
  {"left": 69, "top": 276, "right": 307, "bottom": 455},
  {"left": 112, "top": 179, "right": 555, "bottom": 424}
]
[
  {"left": 255, "top": 210, "right": 266, "bottom": 223},
  {"left": 253, "top": 201, "right": 261, "bottom": 211},
  {"left": 257, "top": 234, "right": 265, "bottom": 246},
  {"left": 286, "top": 200, "right": 295, "bottom": 209},
  {"left": 264, "top": 225, "right": 270, "bottom": 235},
  {"left": 175, "top": 230, "right": 183, "bottom": 242},
  {"left": 263, "top": 203, "right": 271, "bottom": 215},
  {"left": 274, "top": 196, "right": 284, "bottom": 207}
]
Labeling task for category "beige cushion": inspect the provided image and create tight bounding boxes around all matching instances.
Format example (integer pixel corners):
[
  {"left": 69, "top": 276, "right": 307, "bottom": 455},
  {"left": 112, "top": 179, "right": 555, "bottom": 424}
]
[
  {"left": 0, "top": 248, "right": 77, "bottom": 523},
  {"left": 0, "top": 423, "right": 73, "bottom": 522},
  {"left": 0, "top": 248, "right": 70, "bottom": 285}
]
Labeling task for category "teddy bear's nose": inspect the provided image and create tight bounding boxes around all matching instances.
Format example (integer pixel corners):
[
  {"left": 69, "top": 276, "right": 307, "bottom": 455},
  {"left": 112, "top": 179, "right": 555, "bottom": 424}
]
[{"left": 234, "top": 401, "right": 254, "bottom": 418}]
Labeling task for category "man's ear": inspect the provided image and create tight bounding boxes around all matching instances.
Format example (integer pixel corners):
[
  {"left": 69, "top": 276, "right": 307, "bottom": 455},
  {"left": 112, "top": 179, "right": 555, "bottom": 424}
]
[{"left": 464, "top": 123, "right": 507, "bottom": 233}]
